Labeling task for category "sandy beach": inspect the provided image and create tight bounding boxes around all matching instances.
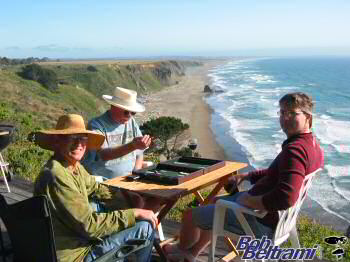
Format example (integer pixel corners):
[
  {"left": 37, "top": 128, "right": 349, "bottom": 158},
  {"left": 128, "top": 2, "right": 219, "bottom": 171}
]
[{"left": 141, "top": 61, "right": 229, "bottom": 161}]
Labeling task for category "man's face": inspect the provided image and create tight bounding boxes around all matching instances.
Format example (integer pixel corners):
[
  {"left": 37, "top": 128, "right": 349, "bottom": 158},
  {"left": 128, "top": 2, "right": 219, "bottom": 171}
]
[
  {"left": 109, "top": 106, "right": 135, "bottom": 124},
  {"left": 56, "top": 134, "right": 88, "bottom": 162},
  {"left": 279, "top": 103, "right": 311, "bottom": 138}
]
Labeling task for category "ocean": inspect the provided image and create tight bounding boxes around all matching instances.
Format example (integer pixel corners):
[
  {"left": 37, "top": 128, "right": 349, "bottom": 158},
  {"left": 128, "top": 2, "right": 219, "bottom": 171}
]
[{"left": 206, "top": 57, "right": 350, "bottom": 231}]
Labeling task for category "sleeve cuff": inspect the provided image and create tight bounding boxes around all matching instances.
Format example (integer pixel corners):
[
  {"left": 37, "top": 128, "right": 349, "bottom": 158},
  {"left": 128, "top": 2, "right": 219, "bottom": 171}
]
[{"left": 125, "top": 209, "right": 136, "bottom": 228}]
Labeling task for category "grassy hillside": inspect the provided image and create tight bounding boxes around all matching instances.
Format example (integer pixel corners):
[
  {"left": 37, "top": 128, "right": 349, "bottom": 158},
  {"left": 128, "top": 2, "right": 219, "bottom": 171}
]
[{"left": 0, "top": 60, "right": 198, "bottom": 181}]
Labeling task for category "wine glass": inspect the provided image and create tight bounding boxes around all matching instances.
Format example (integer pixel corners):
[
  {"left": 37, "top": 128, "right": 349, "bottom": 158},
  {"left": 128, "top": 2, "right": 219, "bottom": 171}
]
[{"left": 188, "top": 138, "right": 198, "bottom": 156}]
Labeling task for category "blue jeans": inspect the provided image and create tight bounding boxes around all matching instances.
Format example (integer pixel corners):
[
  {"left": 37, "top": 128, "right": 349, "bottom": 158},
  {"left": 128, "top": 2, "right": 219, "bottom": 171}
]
[
  {"left": 85, "top": 202, "right": 154, "bottom": 262},
  {"left": 192, "top": 192, "right": 274, "bottom": 239}
]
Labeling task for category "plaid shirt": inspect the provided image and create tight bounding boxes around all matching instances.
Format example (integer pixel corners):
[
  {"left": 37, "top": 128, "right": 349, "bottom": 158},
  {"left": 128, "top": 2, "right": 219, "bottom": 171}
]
[{"left": 34, "top": 156, "right": 135, "bottom": 262}]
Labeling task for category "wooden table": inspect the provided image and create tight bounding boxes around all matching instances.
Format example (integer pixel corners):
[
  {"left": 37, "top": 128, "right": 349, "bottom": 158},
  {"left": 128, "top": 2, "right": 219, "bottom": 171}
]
[{"left": 104, "top": 161, "right": 247, "bottom": 261}]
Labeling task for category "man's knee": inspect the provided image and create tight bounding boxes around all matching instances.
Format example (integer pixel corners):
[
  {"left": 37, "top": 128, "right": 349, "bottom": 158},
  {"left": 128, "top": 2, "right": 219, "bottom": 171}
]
[{"left": 135, "top": 220, "right": 154, "bottom": 239}]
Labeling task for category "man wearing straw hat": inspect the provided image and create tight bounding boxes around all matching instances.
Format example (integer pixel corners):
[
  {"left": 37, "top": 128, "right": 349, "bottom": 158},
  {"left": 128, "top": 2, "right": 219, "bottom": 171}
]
[
  {"left": 31, "top": 114, "right": 156, "bottom": 262},
  {"left": 82, "top": 87, "right": 151, "bottom": 180}
]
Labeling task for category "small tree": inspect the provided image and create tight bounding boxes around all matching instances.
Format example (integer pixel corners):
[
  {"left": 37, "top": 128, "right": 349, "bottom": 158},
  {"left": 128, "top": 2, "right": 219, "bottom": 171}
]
[{"left": 140, "top": 116, "right": 189, "bottom": 159}]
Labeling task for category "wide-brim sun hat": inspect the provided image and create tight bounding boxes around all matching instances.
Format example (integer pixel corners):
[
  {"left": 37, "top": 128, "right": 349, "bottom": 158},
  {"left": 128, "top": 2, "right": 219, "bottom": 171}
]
[
  {"left": 30, "top": 114, "right": 105, "bottom": 151},
  {"left": 102, "top": 87, "right": 145, "bottom": 113}
]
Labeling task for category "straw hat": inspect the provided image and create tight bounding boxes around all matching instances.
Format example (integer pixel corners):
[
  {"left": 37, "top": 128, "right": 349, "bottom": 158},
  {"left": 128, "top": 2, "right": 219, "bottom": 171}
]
[
  {"left": 30, "top": 114, "right": 105, "bottom": 151},
  {"left": 102, "top": 87, "right": 145, "bottom": 113}
]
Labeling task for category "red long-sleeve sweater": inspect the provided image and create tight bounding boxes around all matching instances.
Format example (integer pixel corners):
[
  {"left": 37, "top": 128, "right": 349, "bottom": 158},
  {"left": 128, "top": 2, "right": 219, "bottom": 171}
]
[{"left": 248, "top": 132, "right": 324, "bottom": 228}]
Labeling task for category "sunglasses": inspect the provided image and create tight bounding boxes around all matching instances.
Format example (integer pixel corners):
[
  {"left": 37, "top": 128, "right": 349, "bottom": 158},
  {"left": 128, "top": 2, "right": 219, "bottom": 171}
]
[
  {"left": 124, "top": 110, "right": 136, "bottom": 116},
  {"left": 64, "top": 134, "right": 89, "bottom": 143}
]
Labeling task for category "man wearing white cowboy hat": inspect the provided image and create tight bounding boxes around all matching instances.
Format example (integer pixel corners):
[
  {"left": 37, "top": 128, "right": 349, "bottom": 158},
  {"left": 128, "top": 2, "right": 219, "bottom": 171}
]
[
  {"left": 32, "top": 114, "right": 156, "bottom": 262},
  {"left": 82, "top": 87, "right": 151, "bottom": 180}
]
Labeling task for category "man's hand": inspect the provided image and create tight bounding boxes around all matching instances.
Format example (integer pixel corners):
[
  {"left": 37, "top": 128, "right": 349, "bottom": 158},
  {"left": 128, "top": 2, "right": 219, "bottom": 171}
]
[
  {"left": 235, "top": 191, "right": 266, "bottom": 211},
  {"left": 132, "top": 135, "right": 152, "bottom": 150},
  {"left": 224, "top": 173, "right": 250, "bottom": 194},
  {"left": 133, "top": 209, "right": 158, "bottom": 229}
]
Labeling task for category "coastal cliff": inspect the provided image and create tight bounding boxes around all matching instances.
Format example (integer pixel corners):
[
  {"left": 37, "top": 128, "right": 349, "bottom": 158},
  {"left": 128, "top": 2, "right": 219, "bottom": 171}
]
[
  {"left": 0, "top": 60, "right": 201, "bottom": 122},
  {"left": 0, "top": 59, "right": 201, "bottom": 181}
]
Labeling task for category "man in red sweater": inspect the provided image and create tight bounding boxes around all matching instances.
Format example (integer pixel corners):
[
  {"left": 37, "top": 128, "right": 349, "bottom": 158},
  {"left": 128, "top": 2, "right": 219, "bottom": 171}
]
[{"left": 164, "top": 92, "right": 324, "bottom": 262}]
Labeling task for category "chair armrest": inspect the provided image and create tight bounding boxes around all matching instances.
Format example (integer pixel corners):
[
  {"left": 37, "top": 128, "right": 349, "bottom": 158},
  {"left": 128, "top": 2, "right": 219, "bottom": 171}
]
[
  {"left": 213, "top": 199, "right": 268, "bottom": 238},
  {"left": 95, "top": 176, "right": 109, "bottom": 183},
  {"left": 215, "top": 199, "right": 267, "bottom": 218}
]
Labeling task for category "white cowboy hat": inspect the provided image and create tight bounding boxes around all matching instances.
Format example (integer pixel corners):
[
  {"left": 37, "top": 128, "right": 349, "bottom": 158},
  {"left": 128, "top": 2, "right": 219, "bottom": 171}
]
[
  {"left": 102, "top": 87, "right": 145, "bottom": 113},
  {"left": 30, "top": 114, "right": 105, "bottom": 151}
]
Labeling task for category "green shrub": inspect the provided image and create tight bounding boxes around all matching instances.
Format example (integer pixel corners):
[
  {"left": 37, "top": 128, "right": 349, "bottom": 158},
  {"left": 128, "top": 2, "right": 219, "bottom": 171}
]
[
  {"left": 87, "top": 65, "right": 98, "bottom": 72},
  {"left": 20, "top": 64, "right": 58, "bottom": 91},
  {"left": 0, "top": 102, "right": 49, "bottom": 181}
]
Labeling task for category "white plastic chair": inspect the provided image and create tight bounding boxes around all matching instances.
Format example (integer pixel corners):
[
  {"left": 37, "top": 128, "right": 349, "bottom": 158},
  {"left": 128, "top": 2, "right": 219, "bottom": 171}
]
[
  {"left": 0, "top": 153, "right": 11, "bottom": 192},
  {"left": 209, "top": 168, "right": 322, "bottom": 262}
]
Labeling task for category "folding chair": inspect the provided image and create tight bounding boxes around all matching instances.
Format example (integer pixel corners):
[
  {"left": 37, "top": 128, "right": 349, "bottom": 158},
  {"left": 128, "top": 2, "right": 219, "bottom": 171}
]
[
  {"left": 209, "top": 168, "right": 322, "bottom": 262},
  {"left": 0, "top": 125, "right": 15, "bottom": 193},
  {"left": 0, "top": 194, "right": 58, "bottom": 262},
  {"left": 0, "top": 194, "right": 151, "bottom": 262}
]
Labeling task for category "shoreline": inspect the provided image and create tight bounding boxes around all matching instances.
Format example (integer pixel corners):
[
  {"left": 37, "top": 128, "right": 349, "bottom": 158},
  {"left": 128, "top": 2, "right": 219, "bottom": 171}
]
[
  {"left": 142, "top": 61, "right": 229, "bottom": 160},
  {"left": 143, "top": 60, "right": 349, "bottom": 234}
]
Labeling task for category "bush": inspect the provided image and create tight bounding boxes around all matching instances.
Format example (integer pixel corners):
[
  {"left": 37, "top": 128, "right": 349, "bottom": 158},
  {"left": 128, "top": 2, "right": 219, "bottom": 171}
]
[
  {"left": 20, "top": 64, "right": 58, "bottom": 91},
  {"left": 87, "top": 65, "right": 98, "bottom": 72},
  {"left": 0, "top": 102, "right": 49, "bottom": 181}
]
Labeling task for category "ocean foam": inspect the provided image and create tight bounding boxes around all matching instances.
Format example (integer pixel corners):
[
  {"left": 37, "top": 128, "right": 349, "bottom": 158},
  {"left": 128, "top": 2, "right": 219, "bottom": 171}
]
[
  {"left": 248, "top": 74, "right": 277, "bottom": 84},
  {"left": 314, "top": 117, "right": 350, "bottom": 145},
  {"left": 308, "top": 172, "right": 350, "bottom": 224},
  {"left": 325, "top": 164, "right": 350, "bottom": 178}
]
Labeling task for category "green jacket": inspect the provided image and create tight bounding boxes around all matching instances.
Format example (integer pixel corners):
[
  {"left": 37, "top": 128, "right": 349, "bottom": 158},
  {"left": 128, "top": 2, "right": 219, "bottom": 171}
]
[{"left": 34, "top": 156, "right": 135, "bottom": 262}]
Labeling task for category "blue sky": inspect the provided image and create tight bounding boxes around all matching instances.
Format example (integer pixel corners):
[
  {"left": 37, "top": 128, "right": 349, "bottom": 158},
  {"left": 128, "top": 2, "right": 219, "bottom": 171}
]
[{"left": 1, "top": 0, "right": 350, "bottom": 58}]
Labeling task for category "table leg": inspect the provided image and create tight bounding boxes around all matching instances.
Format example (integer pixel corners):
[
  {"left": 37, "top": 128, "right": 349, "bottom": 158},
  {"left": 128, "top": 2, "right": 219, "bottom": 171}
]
[
  {"left": 193, "top": 175, "right": 231, "bottom": 206},
  {"left": 154, "top": 198, "right": 179, "bottom": 262},
  {"left": 202, "top": 178, "right": 228, "bottom": 205},
  {"left": 193, "top": 191, "right": 204, "bottom": 203},
  {"left": 154, "top": 238, "right": 168, "bottom": 262},
  {"left": 156, "top": 199, "right": 178, "bottom": 222}
]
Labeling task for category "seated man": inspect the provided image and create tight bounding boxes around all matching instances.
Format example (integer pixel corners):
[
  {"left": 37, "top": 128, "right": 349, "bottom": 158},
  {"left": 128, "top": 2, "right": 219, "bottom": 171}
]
[
  {"left": 82, "top": 86, "right": 151, "bottom": 179},
  {"left": 163, "top": 92, "right": 324, "bottom": 262},
  {"left": 31, "top": 114, "right": 157, "bottom": 262},
  {"left": 83, "top": 87, "right": 159, "bottom": 211}
]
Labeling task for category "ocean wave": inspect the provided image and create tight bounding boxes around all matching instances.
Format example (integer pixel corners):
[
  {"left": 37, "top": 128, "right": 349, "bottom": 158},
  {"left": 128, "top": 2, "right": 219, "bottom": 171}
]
[
  {"left": 215, "top": 111, "right": 280, "bottom": 165},
  {"left": 320, "top": 114, "right": 331, "bottom": 120},
  {"left": 254, "top": 88, "right": 280, "bottom": 93},
  {"left": 325, "top": 164, "right": 350, "bottom": 178},
  {"left": 276, "top": 86, "right": 301, "bottom": 90},
  {"left": 314, "top": 117, "right": 350, "bottom": 145},
  {"left": 333, "top": 144, "right": 350, "bottom": 153},
  {"left": 309, "top": 196, "right": 350, "bottom": 225},
  {"left": 247, "top": 74, "right": 276, "bottom": 83},
  {"left": 332, "top": 176, "right": 350, "bottom": 203},
  {"left": 238, "top": 84, "right": 255, "bottom": 90},
  {"left": 308, "top": 173, "right": 350, "bottom": 224}
]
